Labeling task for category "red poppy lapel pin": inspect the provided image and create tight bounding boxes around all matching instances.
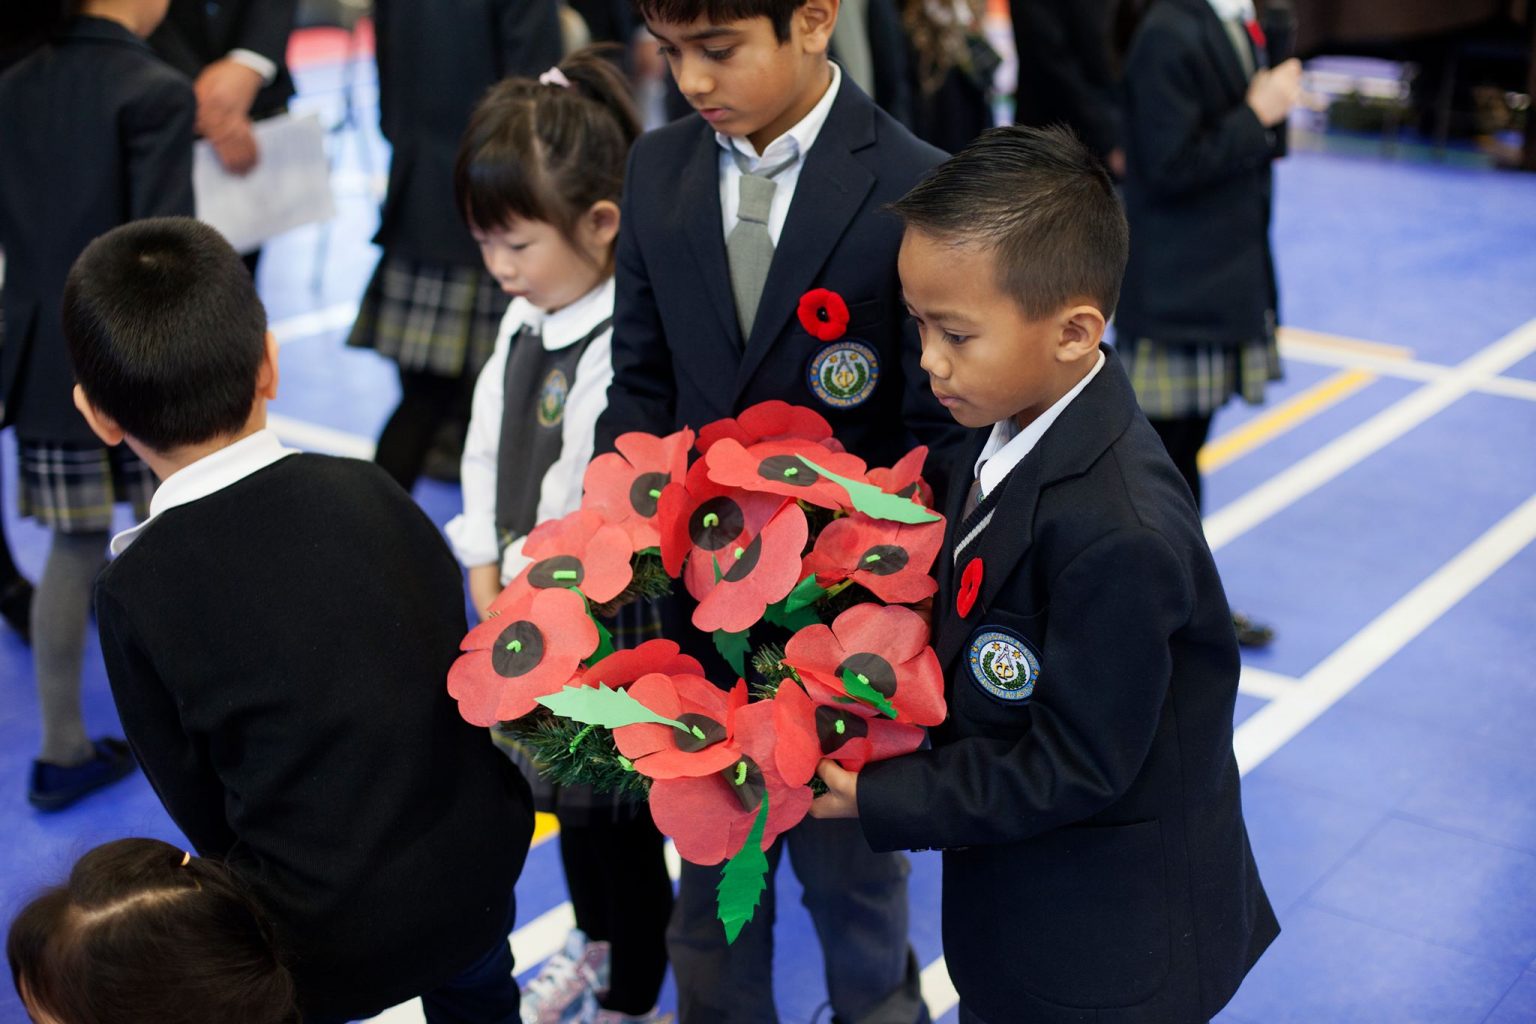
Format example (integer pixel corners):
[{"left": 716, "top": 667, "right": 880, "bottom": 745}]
[
  {"left": 797, "top": 288, "right": 850, "bottom": 342},
  {"left": 957, "top": 557, "right": 984, "bottom": 618}
]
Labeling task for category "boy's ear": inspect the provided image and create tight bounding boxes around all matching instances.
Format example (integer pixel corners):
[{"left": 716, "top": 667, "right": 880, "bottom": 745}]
[
  {"left": 1056, "top": 305, "right": 1107, "bottom": 363},
  {"left": 796, "top": 0, "right": 839, "bottom": 53},
  {"left": 73, "top": 385, "right": 126, "bottom": 447},
  {"left": 256, "top": 331, "right": 280, "bottom": 401}
]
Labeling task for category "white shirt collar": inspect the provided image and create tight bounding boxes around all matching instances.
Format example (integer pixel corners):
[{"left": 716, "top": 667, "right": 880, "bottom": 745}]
[
  {"left": 502, "top": 277, "right": 615, "bottom": 352},
  {"left": 109, "top": 429, "right": 299, "bottom": 555},
  {"left": 974, "top": 350, "right": 1106, "bottom": 498},
  {"left": 1206, "top": 0, "right": 1255, "bottom": 22},
  {"left": 715, "top": 62, "right": 841, "bottom": 166}
]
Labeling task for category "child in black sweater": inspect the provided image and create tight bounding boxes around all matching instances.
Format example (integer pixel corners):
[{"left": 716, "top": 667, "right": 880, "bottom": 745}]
[{"left": 65, "top": 217, "right": 536, "bottom": 1024}]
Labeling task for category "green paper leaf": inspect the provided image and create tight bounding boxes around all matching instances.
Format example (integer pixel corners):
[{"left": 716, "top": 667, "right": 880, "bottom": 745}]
[
  {"left": 840, "top": 667, "right": 898, "bottom": 719},
  {"left": 797, "top": 456, "right": 941, "bottom": 525},
  {"left": 762, "top": 596, "right": 820, "bottom": 633},
  {"left": 782, "top": 573, "right": 828, "bottom": 614},
  {"left": 536, "top": 683, "right": 690, "bottom": 732},
  {"left": 586, "top": 609, "right": 616, "bottom": 666},
  {"left": 714, "top": 627, "right": 751, "bottom": 677},
  {"left": 717, "top": 791, "right": 771, "bottom": 944}
]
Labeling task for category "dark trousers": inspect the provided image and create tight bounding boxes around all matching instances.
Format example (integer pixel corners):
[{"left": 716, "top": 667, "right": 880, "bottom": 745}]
[
  {"left": 559, "top": 810, "right": 674, "bottom": 1015},
  {"left": 667, "top": 817, "right": 929, "bottom": 1024},
  {"left": 374, "top": 366, "right": 473, "bottom": 493},
  {"left": 1147, "top": 413, "right": 1214, "bottom": 512}
]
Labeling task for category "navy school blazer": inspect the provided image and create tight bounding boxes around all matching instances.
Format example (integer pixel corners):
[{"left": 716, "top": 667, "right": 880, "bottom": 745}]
[
  {"left": 859, "top": 347, "right": 1278, "bottom": 1023},
  {"left": 594, "top": 74, "right": 969, "bottom": 487}
]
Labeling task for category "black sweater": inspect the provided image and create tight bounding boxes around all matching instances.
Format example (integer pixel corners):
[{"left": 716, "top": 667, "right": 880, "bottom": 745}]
[{"left": 96, "top": 454, "right": 533, "bottom": 1021}]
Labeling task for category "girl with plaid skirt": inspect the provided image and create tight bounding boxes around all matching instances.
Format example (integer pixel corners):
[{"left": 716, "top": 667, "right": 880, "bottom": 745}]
[
  {"left": 0, "top": 0, "right": 195, "bottom": 809},
  {"left": 1116, "top": 0, "right": 1302, "bottom": 645},
  {"left": 443, "top": 51, "right": 674, "bottom": 1024},
  {"left": 347, "top": 0, "right": 563, "bottom": 494}
]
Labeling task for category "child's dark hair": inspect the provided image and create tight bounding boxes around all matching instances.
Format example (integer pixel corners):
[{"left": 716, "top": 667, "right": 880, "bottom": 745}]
[
  {"left": 62, "top": 217, "right": 268, "bottom": 452},
  {"left": 893, "top": 125, "right": 1129, "bottom": 320},
  {"left": 7, "top": 838, "right": 297, "bottom": 1024},
  {"left": 455, "top": 46, "right": 641, "bottom": 264},
  {"left": 634, "top": 0, "right": 804, "bottom": 41}
]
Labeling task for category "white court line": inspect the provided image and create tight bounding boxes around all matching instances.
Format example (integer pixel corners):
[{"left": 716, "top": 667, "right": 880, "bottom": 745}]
[
  {"left": 1233, "top": 492, "right": 1536, "bottom": 774},
  {"left": 270, "top": 302, "right": 359, "bottom": 346},
  {"left": 1206, "top": 318, "right": 1536, "bottom": 552},
  {"left": 1238, "top": 666, "right": 1301, "bottom": 701},
  {"left": 1280, "top": 336, "right": 1536, "bottom": 403}
]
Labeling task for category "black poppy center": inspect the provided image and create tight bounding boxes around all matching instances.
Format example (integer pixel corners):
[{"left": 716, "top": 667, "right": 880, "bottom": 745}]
[
  {"left": 628, "top": 471, "right": 670, "bottom": 517},
  {"left": 837, "top": 652, "right": 897, "bottom": 698},
  {"left": 722, "top": 535, "right": 763, "bottom": 582},
  {"left": 491, "top": 621, "right": 545, "bottom": 678},
  {"left": 527, "top": 555, "right": 585, "bottom": 589},
  {"left": 815, "top": 306, "right": 831, "bottom": 322},
  {"left": 815, "top": 705, "right": 869, "bottom": 754},
  {"left": 858, "top": 544, "right": 910, "bottom": 577},
  {"left": 689, "top": 497, "right": 745, "bottom": 551},
  {"left": 673, "top": 713, "right": 728, "bottom": 752},
  {"left": 722, "top": 755, "right": 766, "bottom": 812},
  {"left": 757, "top": 454, "right": 819, "bottom": 488}
]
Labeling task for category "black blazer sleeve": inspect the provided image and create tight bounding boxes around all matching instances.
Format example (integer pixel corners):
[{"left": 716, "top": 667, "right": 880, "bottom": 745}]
[
  {"left": 496, "top": 0, "right": 562, "bottom": 78},
  {"left": 858, "top": 526, "right": 1193, "bottom": 852},
  {"left": 124, "top": 72, "right": 197, "bottom": 220},
  {"left": 229, "top": 0, "right": 297, "bottom": 66},
  {"left": 594, "top": 145, "right": 679, "bottom": 454},
  {"left": 1010, "top": 0, "right": 1121, "bottom": 156},
  {"left": 1123, "top": 17, "right": 1272, "bottom": 198},
  {"left": 96, "top": 586, "right": 240, "bottom": 858},
  {"left": 865, "top": 0, "right": 914, "bottom": 128}
]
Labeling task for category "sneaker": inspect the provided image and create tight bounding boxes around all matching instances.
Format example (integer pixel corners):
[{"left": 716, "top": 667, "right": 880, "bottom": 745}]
[
  {"left": 521, "top": 930, "right": 606, "bottom": 1024},
  {"left": 592, "top": 1009, "right": 673, "bottom": 1024},
  {"left": 1232, "top": 611, "right": 1275, "bottom": 649},
  {"left": 28, "top": 738, "right": 136, "bottom": 811}
]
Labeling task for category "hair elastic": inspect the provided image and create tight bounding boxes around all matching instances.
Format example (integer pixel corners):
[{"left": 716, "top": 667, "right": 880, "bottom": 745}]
[
  {"left": 538, "top": 67, "right": 571, "bottom": 89},
  {"left": 180, "top": 851, "right": 192, "bottom": 867}
]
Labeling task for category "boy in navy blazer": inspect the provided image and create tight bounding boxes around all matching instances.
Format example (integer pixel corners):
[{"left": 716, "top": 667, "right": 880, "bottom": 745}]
[
  {"left": 813, "top": 126, "right": 1278, "bottom": 1023},
  {"left": 594, "top": 1, "right": 966, "bottom": 1020}
]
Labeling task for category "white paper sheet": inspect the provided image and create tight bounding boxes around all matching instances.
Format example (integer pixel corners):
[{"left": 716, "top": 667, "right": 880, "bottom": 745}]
[{"left": 194, "top": 112, "right": 336, "bottom": 253}]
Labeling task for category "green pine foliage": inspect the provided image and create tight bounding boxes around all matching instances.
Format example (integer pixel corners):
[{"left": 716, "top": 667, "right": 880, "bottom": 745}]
[{"left": 495, "top": 712, "right": 651, "bottom": 799}]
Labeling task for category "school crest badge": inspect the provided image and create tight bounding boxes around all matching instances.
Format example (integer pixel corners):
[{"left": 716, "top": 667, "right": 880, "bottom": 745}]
[
  {"left": 967, "top": 627, "right": 1041, "bottom": 703},
  {"left": 807, "top": 341, "right": 879, "bottom": 409},
  {"left": 537, "top": 368, "right": 569, "bottom": 428}
]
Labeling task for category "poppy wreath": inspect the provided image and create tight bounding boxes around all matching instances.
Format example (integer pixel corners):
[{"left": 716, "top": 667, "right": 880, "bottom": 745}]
[{"left": 446, "top": 402, "right": 948, "bottom": 943}]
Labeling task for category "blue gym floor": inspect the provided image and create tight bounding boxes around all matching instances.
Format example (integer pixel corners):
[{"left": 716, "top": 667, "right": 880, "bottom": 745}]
[{"left": 3, "top": 53, "right": 1536, "bottom": 1024}]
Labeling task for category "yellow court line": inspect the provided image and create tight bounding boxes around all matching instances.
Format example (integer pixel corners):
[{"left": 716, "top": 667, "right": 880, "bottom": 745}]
[
  {"left": 1199, "top": 369, "right": 1377, "bottom": 473},
  {"left": 1277, "top": 326, "right": 1414, "bottom": 362},
  {"left": 531, "top": 812, "right": 560, "bottom": 847}
]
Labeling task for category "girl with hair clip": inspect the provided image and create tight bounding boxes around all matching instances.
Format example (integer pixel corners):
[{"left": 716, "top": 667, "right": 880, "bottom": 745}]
[
  {"left": 443, "top": 48, "right": 672, "bottom": 1024},
  {"left": 7, "top": 838, "right": 297, "bottom": 1024}
]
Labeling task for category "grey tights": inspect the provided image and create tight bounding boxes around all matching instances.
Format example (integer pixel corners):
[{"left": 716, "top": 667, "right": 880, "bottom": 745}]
[{"left": 32, "top": 529, "right": 109, "bottom": 765}]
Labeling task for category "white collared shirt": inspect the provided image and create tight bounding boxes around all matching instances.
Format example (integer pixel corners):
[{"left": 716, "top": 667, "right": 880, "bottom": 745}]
[
  {"left": 716, "top": 62, "right": 842, "bottom": 246},
  {"left": 109, "top": 429, "right": 299, "bottom": 555},
  {"left": 973, "top": 351, "right": 1106, "bottom": 500},
  {"left": 445, "top": 278, "right": 616, "bottom": 581}
]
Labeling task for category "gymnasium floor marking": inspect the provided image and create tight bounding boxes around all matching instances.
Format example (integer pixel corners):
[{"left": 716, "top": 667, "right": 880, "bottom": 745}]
[{"left": 1198, "top": 369, "right": 1378, "bottom": 473}]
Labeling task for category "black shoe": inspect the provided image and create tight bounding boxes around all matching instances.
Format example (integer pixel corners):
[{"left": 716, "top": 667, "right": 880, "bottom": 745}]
[
  {"left": 1233, "top": 611, "right": 1275, "bottom": 649},
  {"left": 28, "top": 738, "right": 137, "bottom": 811},
  {"left": 1, "top": 576, "right": 32, "bottom": 645}
]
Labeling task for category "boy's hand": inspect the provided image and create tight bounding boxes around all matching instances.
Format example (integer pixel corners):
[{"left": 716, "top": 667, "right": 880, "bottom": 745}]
[
  {"left": 1247, "top": 58, "right": 1302, "bottom": 128},
  {"left": 809, "top": 759, "right": 860, "bottom": 819},
  {"left": 468, "top": 564, "right": 502, "bottom": 621}
]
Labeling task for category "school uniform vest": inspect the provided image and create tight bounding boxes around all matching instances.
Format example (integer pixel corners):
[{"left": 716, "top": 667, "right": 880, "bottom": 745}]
[{"left": 494, "top": 317, "right": 612, "bottom": 547}]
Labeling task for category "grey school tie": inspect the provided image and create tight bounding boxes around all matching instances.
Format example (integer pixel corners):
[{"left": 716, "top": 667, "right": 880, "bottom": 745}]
[{"left": 727, "top": 147, "right": 798, "bottom": 339}]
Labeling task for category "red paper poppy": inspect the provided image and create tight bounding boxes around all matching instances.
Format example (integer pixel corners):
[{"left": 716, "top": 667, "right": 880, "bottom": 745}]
[
  {"left": 796, "top": 288, "right": 850, "bottom": 343},
  {"left": 448, "top": 587, "right": 599, "bottom": 726},
  {"left": 801, "top": 512, "right": 944, "bottom": 604},
  {"left": 648, "top": 695, "right": 814, "bottom": 865},
  {"left": 867, "top": 446, "right": 934, "bottom": 508},
  {"left": 612, "top": 674, "right": 747, "bottom": 780},
  {"left": 488, "top": 510, "right": 634, "bottom": 617},
  {"left": 691, "top": 502, "right": 809, "bottom": 634},
  {"left": 658, "top": 459, "right": 789, "bottom": 597},
  {"left": 582, "top": 428, "right": 694, "bottom": 550},
  {"left": 572, "top": 638, "right": 703, "bottom": 689},
  {"left": 957, "top": 557, "right": 983, "bottom": 618},
  {"left": 703, "top": 437, "right": 869, "bottom": 512},
  {"left": 695, "top": 400, "right": 839, "bottom": 456},
  {"left": 783, "top": 603, "right": 946, "bottom": 726}
]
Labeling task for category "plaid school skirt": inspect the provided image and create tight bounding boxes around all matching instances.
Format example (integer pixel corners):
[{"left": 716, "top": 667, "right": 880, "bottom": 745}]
[
  {"left": 492, "top": 597, "right": 665, "bottom": 826},
  {"left": 1119, "top": 328, "right": 1283, "bottom": 420},
  {"left": 17, "top": 440, "right": 154, "bottom": 534},
  {"left": 346, "top": 255, "right": 505, "bottom": 378}
]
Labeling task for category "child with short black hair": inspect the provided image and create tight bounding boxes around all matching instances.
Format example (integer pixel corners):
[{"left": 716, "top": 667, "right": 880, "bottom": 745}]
[
  {"left": 812, "top": 125, "right": 1278, "bottom": 1023},
  {"left": 65, "top": 217, "right": 536, "bottom": 1024},
  {"left": 445, "top": 48, "right": 674, "bottom": 1024},
  {"left": 8, "top": 838, "right": 297, "bottom": 1024}
]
